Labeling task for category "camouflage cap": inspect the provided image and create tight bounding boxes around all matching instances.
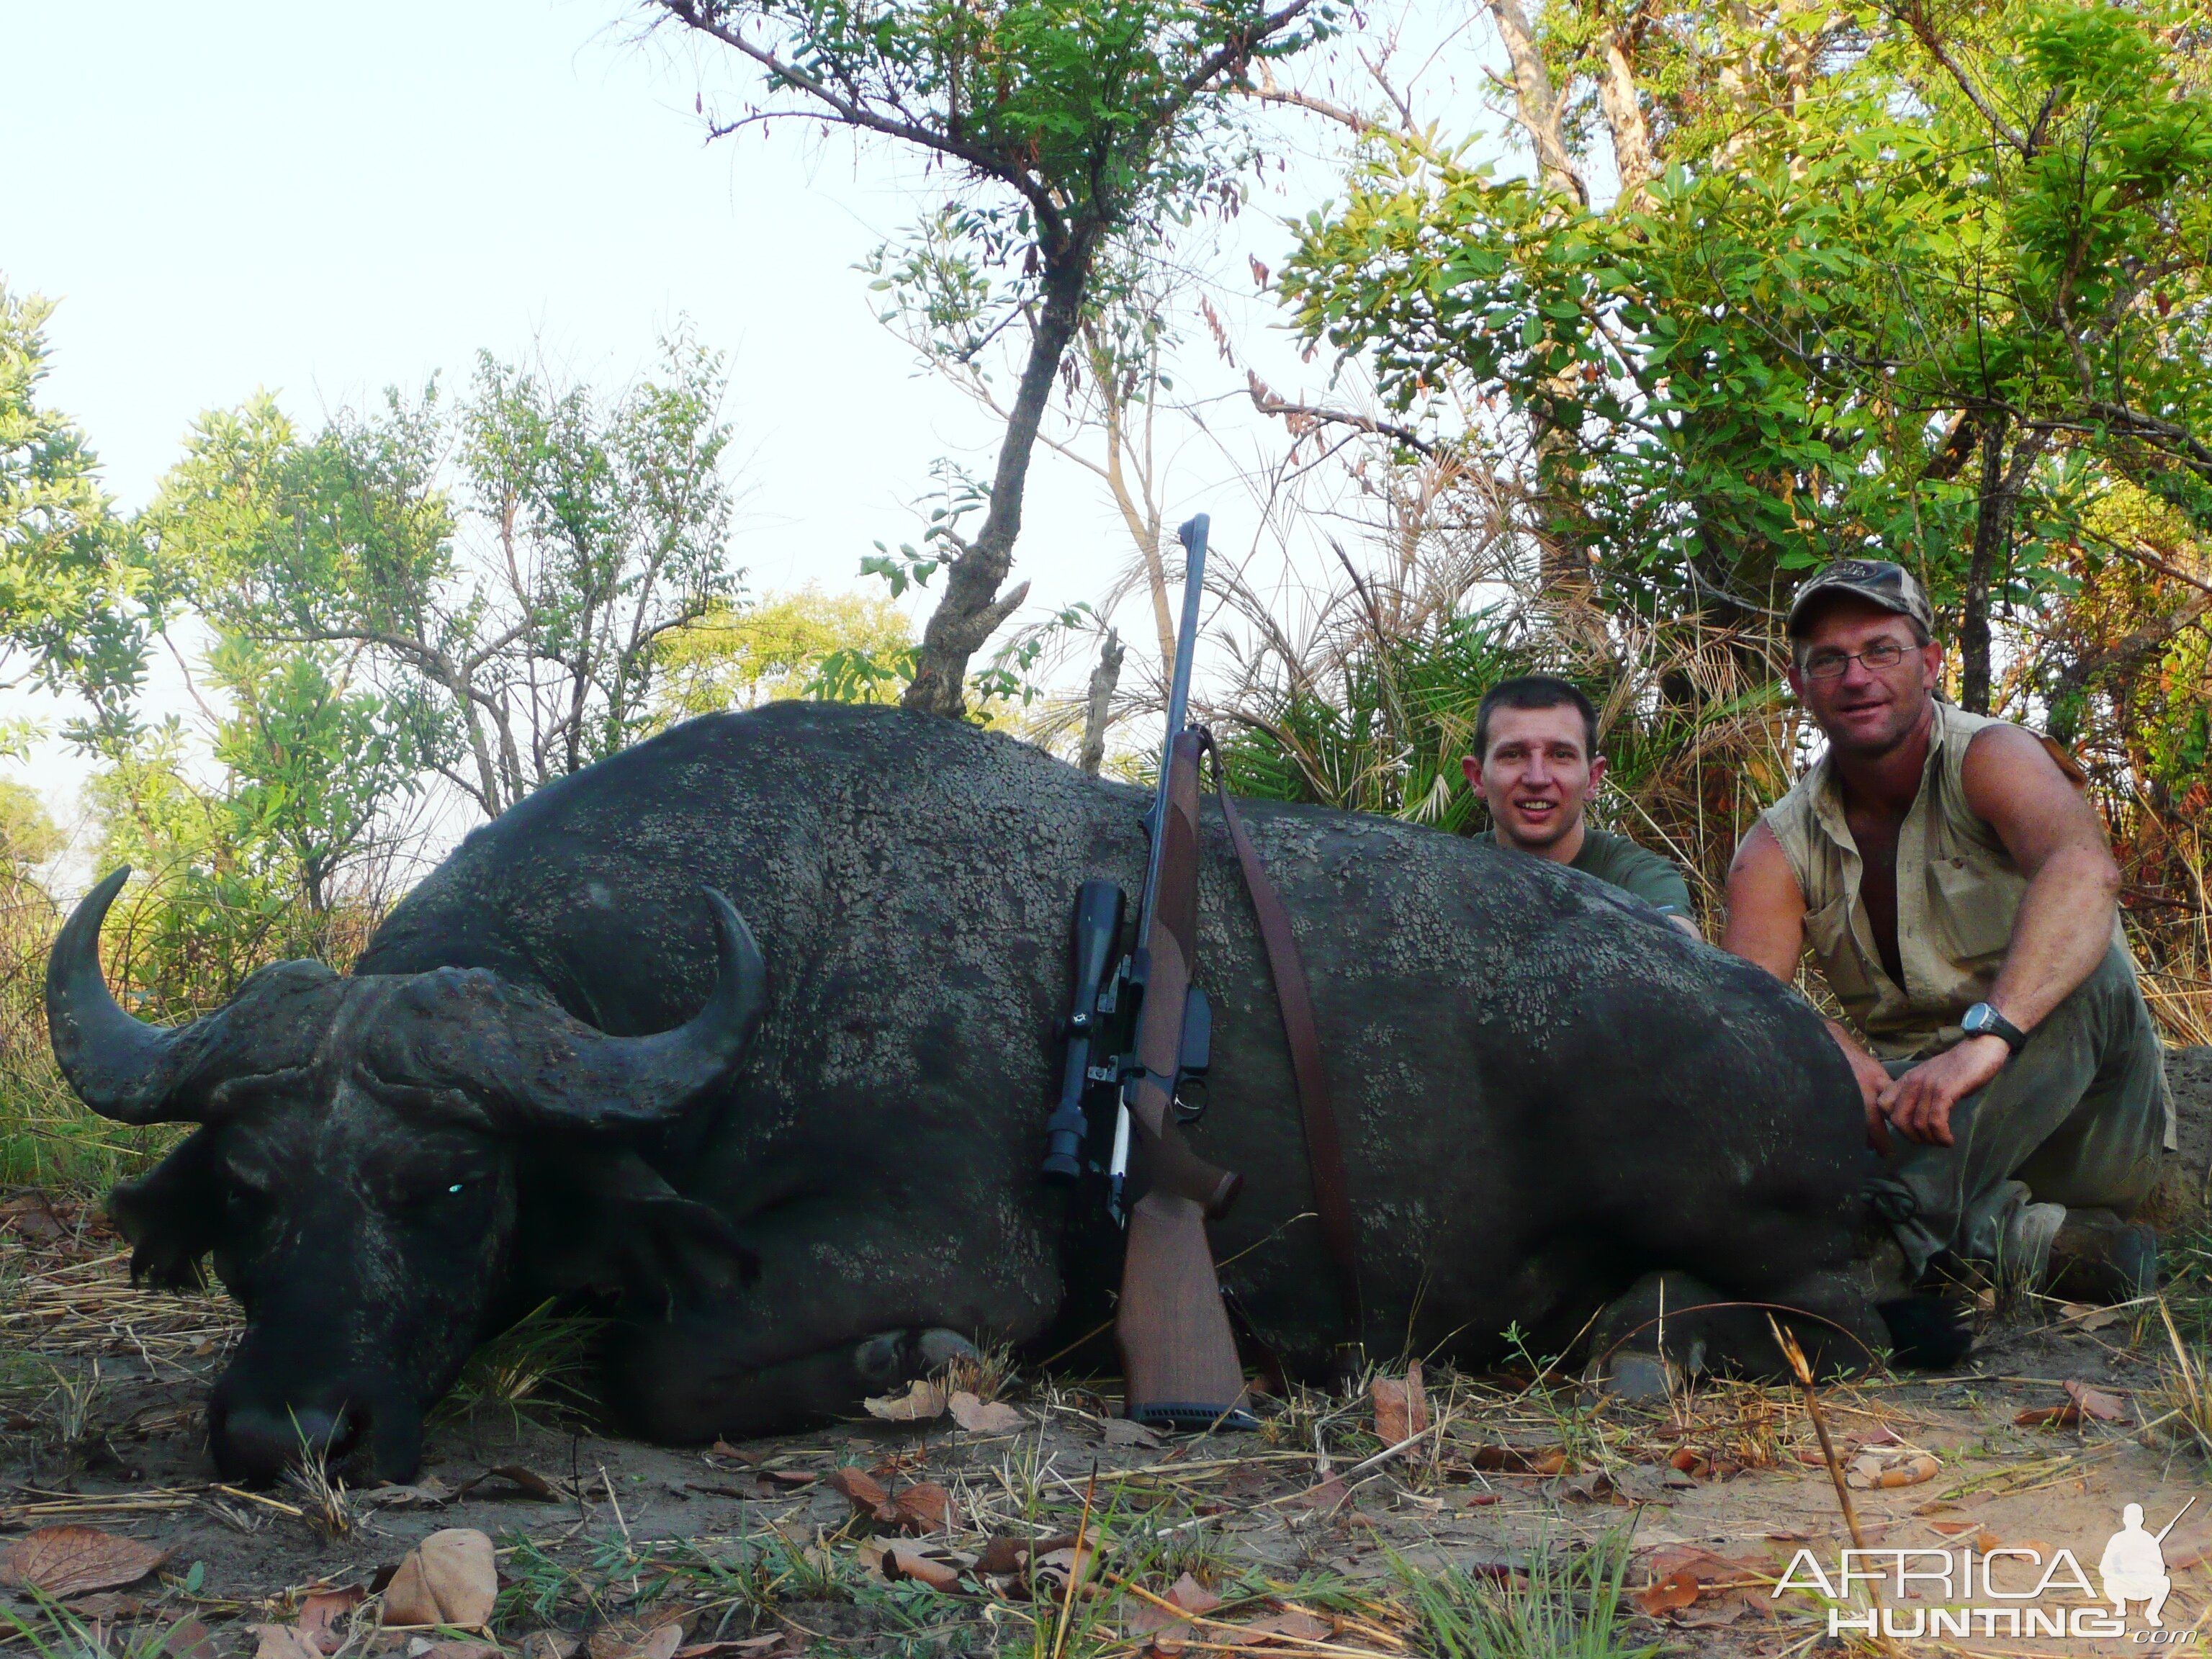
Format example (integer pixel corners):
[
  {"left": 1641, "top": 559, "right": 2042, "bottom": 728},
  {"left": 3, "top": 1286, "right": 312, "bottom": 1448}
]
[{"left": 1786, "top": 559, "right": 1935, "bottom": 638}]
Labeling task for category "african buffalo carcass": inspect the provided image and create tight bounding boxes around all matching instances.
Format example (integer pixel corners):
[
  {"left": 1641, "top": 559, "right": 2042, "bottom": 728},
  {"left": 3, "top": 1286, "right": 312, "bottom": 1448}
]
[{"left": 47, "top": 701, "right": 1954, "bottom": 1483}]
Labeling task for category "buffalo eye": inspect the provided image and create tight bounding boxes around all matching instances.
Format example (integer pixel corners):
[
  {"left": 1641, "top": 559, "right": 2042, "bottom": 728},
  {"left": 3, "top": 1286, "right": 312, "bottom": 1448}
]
[{"left": 400, "top": 1172, "right": 491, "bottom": 1213}]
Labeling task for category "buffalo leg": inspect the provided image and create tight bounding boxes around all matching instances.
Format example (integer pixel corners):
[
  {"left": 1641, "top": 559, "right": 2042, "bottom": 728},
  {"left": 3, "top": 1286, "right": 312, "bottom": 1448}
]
[
  {"left": 600, "top": 1204, "right": 1060, "bottom": 1443},
  {"left": 1584, "top": 1271, "right": 1727, "bottom": 1402},
  {"left": 1586, "top": 1264, "right": 1901, "bottom": 1396},
  {"left": 611, "top": 1322, "right": 981, "bottom": 1442}
]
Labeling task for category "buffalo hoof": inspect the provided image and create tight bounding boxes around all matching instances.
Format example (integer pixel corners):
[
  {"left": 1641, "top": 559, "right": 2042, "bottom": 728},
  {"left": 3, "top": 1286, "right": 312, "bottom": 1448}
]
[
  {"left": 209, "top": 1401, "right": 356, "bottom": 1487},
  {"left": 917, "top": 1328, "right": 979, "bottom": 1369},
  {"left": 1587, "top": 1350, "right": 1679, "bottom": 1406},
  {"left": 853, "top": 1328, "right": 980, "bottom": 1390},
  {"left": 1875, "top": 1295, "right": 1972, "bottom": 1369}
]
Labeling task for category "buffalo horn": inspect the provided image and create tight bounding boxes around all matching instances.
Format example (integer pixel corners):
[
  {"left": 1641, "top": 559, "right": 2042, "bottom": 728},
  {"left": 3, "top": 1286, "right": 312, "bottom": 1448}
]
[
  {"left": 45, "top": 868, "right": 219, "bottom": 1123},
  {"left": 403, "top": 888, "right": 769, "bottom": 1131}
]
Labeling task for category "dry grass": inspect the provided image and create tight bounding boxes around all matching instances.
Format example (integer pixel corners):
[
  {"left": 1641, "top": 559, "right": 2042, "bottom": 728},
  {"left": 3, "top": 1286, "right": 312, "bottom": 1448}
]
[{"left": 0, "top": 1246, "right": 239, "bottom": 1369}]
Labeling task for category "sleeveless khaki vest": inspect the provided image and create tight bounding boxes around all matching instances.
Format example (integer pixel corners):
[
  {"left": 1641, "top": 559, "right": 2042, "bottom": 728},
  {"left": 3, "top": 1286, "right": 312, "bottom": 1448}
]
[{"left": 1764, "top": 701, "right": 2126, "bottom": 1060}]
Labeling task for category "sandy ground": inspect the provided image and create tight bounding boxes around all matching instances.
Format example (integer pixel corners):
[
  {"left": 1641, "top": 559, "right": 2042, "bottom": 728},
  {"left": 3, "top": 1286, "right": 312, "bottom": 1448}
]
[{"left": 1, "top": 1046, "right": 2207, "bottom": 1657}]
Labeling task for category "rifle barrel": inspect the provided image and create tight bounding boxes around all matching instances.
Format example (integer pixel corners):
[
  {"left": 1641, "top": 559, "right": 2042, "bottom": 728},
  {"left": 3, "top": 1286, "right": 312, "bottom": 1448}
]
[{"left": 1137, "top": 515, "right": 1209, "bottom": 947}]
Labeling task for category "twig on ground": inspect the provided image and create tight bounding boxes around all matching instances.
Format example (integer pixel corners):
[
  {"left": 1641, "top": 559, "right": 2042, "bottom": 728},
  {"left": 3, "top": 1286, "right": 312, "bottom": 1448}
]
[
  {"left": 1768, "top": 1316, "right": 1897, "bottom": 1657},
  {"left": 1048, "top": 1464, "right": 1097, "bottom": 1659}
]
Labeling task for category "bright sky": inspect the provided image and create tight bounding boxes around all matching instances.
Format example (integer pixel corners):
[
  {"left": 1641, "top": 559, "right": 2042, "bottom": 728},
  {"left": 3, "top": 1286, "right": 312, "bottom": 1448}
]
[{"left": 2, "top": 1, "right": 1505, "bottom": 863}]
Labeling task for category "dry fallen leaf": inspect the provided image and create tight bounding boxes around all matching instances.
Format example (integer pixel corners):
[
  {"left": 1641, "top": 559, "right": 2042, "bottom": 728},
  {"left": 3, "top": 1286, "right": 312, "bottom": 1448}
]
[
  {"left": 455, "top": 1464, "right": 559, "bottom": 1501},
  {"left": 1287, "top": 1476, "right": 1349, "bottom": 1514},
  {"left": 0, "top": 1527, "right": 168, "bottom": 1599},
  {"left": 2064, "top": 1380, "right": 2128, "bottom": 1422},
  {"left": 863, "top": 1379, "right": 947, "bottom": 1422},
  {"left": 1166, "top": 1573, "right": 1222, "bottom": 1616},
  {"left": 1675, "top": 1601, "right": 1747, "bottom": 1629},
  {"left": 587, "top": 1622, "right": 685, "bottom": 1659},
  {"left": 676, "top": 1639, "right": 792, "bottom": 1659},
  {"left": 827, "top": 1466, "right": 899, "bottom": 1524},
  {"left": 882, "top": 1542, "right": 967, "bottom": 1593},
  {"left": 251, "top": 1627, "right": 325, "bottom": 1659},
  {"left": 1236, "top": 1610, "right": 1332, "bottom": 1642},
  {"left": 380, "top": 1529, "right": 498, "bottom": 1629},
  {"left": 415, "top": 1642, "right": 503, "bottom": 1659},
  {"left": 1034, "top": 1543, "right": 1099, "bottom": 1595},
  {"left": 948, "top": 1390, "right": 1025, "bottom": 1435},
  {"left": 297, "top": 1587, "right": 365, "bottom": 1655},
  {"left": 2059, "top": 1301, "right": 2123, "bottom": 1331},
  {"left": 892, "top": 1480, "right": 953, "bottom": 1534},
  {"left": 1642, "top": 1547, "right": 1760, "bottom": 1586},
  {"left": 1845, "top": 1451, "right": 1939, "bottom": 1489},
  {"left": 362, "top": 1475, "right": 453, "bottom": 1510},
  {"left": 1634, "top": 1570, "right": 1701, "bottom": 1617},
  {"left": 1371, "top": 1361, "right": 1430, "bottom": 1444},
  {"left": 520, "top": 1635, "right": 583, "bottom": 1659},
  {"left": 163, "top": 1620, "right": 219, "bottom": 1659}
]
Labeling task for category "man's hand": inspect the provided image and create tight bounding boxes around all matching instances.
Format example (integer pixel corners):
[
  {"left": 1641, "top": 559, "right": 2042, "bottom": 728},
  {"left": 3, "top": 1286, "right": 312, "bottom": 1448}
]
[
  {"left": 1877, "top": 1034, "right": 2010, "bottom": 1147},
  {"left": 1823, "top": 1020, "right": 1897, "bottom": 1153}
]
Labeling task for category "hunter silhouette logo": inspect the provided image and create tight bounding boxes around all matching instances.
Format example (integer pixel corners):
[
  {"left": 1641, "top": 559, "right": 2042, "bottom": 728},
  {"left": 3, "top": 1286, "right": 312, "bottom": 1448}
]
[
  {"left": 1774, "top": 1495, "right": 2201, "bottom": 1641},
  {"left": 2101, "top": 1498, "right": 2195, "bottom": 1627}
]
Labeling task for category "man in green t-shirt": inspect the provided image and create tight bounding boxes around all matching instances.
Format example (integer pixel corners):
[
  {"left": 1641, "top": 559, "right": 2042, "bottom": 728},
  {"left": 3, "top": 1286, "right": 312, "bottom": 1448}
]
[{"left": 1460, "top": 675, "right": 1699, "bottom": 937}]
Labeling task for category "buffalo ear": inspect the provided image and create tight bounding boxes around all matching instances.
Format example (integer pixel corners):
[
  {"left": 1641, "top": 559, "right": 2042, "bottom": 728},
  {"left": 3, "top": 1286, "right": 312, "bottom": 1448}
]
[
  {"left": 108, "top": 1129, "right": 226, "bottom": 1290},
  {"left": 523, "top": 1146, "right": 760, "bottom": 1308}
]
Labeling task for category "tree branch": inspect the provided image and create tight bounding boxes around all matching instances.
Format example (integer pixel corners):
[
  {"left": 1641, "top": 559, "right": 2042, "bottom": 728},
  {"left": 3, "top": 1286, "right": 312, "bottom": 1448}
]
[
  {"left": 1888, "top": 0, "right": 2031, "bottom": 154},
  {"left": 658, "top": 1, "right": 1069, "bottom": 244},
  {"left": 1246, "top": 370, "right": 1440, "bottom": 455}
]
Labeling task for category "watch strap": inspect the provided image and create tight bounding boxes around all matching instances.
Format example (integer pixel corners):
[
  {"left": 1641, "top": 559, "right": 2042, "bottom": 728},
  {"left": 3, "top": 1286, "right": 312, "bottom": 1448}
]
[{"left": 1966, "top": 1002, "right": 2028, "bottom": 1053}]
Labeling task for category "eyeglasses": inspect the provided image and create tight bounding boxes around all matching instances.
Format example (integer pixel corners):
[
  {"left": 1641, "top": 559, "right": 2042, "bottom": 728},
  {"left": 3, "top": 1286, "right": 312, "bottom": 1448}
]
[{"left": 1802, "top": 639, "right": 1912, "bottom": 681}]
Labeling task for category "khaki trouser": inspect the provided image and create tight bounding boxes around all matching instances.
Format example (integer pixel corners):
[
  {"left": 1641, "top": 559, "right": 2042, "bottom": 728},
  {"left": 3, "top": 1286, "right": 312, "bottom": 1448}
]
[{"left": 1865, "top": 945, "right": 2170, "bottom": 1280}]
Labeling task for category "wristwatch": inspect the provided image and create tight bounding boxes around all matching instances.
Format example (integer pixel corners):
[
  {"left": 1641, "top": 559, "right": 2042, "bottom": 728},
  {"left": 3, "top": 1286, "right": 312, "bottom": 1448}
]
[{"left": 1961, "top": 1002, "right": 2028, "bottom": 1053}]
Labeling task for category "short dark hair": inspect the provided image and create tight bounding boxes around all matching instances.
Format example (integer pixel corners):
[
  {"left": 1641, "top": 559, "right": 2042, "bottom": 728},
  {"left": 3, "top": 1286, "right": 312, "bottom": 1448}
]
[{"left": 1473, "top": 675, "right": 1599, "bottom": 763}]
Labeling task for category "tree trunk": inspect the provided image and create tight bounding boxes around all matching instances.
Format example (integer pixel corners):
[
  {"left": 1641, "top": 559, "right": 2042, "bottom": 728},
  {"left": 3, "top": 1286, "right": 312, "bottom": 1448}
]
[
  {"left": 1960, "top": 415, "right": 2007, "bottom": 713},
  {"left": 1485, "top": 0, "right": 1588, "bottom": 204},
  {"left": 1962, "top": 415, "right": 2047, "bottom": 714},
  {"left": 902, "top": 246, "right": 1094, "bottom": 718},
  {"left": 1079, "top": 628, "right": 1125, "bottom": 775},
  {"left": 1594, "top": 22, "right": 1655, "bottom": 204}
]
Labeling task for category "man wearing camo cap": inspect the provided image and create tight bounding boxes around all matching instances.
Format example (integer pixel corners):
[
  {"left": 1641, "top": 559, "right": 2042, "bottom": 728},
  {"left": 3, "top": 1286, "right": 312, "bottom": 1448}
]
[{"left": 1724, "top": 559, "right": 2171, "bottom": 1303}]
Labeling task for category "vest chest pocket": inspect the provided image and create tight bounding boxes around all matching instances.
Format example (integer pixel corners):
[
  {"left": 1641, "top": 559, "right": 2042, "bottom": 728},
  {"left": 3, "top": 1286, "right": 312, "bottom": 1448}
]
[
  {"left": 1928, "top": 855, "right": 2020, "bottom": 964},
  {"left": 1804, "top": 894, "right": 1878, "bottom": 1004}
]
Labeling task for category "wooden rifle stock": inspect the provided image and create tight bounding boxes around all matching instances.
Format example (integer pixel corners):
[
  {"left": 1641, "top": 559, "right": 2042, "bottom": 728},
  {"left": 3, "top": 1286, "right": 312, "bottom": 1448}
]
[{"left": 1116, "top": 732, "right": 1248, "bottom": 1426}]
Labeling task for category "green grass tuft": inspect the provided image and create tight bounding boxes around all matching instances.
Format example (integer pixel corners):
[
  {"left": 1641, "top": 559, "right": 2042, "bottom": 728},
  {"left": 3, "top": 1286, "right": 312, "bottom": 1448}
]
[
  {"left": 1393, "top": 1531, "right": 1661, "bottom": 1659},
  {"left": 434, "top": 1298, "right": 607, "bottom": 1432}
]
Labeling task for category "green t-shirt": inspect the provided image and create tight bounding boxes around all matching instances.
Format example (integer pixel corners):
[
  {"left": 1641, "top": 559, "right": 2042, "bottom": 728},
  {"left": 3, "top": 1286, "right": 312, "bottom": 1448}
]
[{"left": 1568, "top": 827, "right": 1694, "bottom": 919}]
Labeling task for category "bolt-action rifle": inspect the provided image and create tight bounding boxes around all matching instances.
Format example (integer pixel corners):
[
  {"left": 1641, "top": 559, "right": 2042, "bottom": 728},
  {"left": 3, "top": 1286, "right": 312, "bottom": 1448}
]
[{"left": 1040, "top": 515, "right": 1250, "bottom": 1429}]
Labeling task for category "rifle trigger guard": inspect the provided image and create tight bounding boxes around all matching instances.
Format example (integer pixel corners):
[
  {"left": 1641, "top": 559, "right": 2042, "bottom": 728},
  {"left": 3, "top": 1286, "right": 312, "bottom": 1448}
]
[{"left": 1172, "top": 1076, "right": 1210, "bottom": 1125}]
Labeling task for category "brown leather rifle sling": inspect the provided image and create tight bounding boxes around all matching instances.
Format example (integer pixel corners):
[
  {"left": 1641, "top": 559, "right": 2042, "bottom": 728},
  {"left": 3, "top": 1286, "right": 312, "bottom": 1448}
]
[{"left": 1195, "top": 729, "right": 1364, "bottom": 1346}]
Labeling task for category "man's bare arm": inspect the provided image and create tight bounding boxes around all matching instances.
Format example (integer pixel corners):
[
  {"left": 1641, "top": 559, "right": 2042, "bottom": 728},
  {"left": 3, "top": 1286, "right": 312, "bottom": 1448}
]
[
  {"left": 1877, "top": 724, "right": 2122, "bottom": 1146},
  {"left": 1961, "top": 722, "right": 2122, "bottom": 1030},
  {"left": 1721, "top": 820, "right": 1807, "bottom": 978},
  {"left": 1725, "top": 822, "right": 1892, "bottom": 1136}
]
